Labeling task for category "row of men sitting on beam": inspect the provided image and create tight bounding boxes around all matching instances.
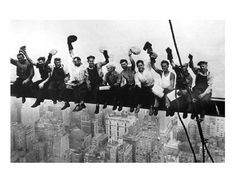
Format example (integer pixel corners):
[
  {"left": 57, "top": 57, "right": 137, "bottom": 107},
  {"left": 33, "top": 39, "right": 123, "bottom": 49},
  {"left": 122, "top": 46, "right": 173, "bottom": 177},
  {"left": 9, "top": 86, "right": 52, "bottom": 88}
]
[{"left": 10, "top": 38, "right": 213, "bottom": 120}]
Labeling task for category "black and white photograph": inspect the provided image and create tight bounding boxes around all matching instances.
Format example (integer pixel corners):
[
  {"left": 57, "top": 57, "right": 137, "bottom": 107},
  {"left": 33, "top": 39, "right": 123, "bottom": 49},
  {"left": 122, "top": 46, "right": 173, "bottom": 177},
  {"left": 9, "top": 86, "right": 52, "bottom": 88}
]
[
  {"left": 3, "top": 0, "right": 235, "bottom": 185},
  {"left": 10, "top": 20, "right": 225, "bottom": 163}
]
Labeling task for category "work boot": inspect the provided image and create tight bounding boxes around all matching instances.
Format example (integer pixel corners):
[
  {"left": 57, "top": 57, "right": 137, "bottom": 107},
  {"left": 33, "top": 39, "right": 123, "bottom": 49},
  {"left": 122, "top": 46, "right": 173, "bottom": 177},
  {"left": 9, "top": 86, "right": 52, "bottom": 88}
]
[
  {"left": 183, "top": 112, "right": 188, "bottom": 119},
  {"left": 200, "top": 110, "right": 206, "bottom": 120},
  {"left": 191, "top": 113, "right": 196, "bottom": 119},
  {"left": 73, "top": 104, "right": 81, "bottom": 112},
  {"left": 103, "top": 102, "right": 108, "bottom": 109},
  {"left": 153, "top": 107, "right": 158, "bottom": 116},
  {"left": 118, "top": 105, "right": 123, "bottom": 111},
  {"left": 112, "top": 104, "right": 117, "bottom": 111},
  {"left": 166, "top": 109, "right": 170, "bottom": 117},
  {"left": 22, "top": 97, "right": 26, "bottom": 104},
  {"left": 169, "top": 110, "right": 175, "bottom": 116},
  {"left": 81, "top": 103, "right": 86, "bottom": 109},
  {"left": 31, "top": 101, "right": 40, "bottom": 108},
  {"left": 94, "top": 105, "right": 100, "bottom": 114},
  {"left": 135, "top": 104, "right": 141, "bottom": 113},
  {"left": 61, "top": 102, "right": 70, "bottom": 110},
  {"left": 149, "top": 106, "right": 154, "bottom": 116},
  {"left": 130, "top": 107, "right": 134, "bottom": 113}
]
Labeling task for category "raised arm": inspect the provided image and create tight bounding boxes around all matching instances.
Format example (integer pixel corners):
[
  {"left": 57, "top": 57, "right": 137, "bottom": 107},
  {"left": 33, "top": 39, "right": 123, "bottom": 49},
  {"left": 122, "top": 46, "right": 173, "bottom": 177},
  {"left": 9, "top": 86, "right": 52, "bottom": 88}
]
[
  {"left": 67, "top": 35, "right": 77, "bottom": 58},
  {"left": 10, "top": 58, "right": 17, "bottom": 66},
  {"left": 150, "top": 62, "right": 162, "bottom": 76},
  {"left": 98, "top": 50, "right": 109, "bottom": 67},
  {"left": 188, "top": 54, "right": 199, "bottom": 75},
  {"left": 19, "top": 49, "right": 37, "bottom": 66},
  {"left": 128, "top": 50, "right": 135, "bottom": 71},
  {"left": 45, "top": 49, "right": 57, "bottom": 66},
  {"left": 166, "top": 47, "right": 176, "bottom": 68}
]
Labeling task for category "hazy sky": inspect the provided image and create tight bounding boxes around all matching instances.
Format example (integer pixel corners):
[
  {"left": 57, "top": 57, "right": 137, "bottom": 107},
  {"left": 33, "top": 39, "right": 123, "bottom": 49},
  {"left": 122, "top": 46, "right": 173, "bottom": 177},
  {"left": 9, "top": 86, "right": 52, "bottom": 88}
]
[{"left": 10, "top": 20, "right": 224, "bottom": 97}]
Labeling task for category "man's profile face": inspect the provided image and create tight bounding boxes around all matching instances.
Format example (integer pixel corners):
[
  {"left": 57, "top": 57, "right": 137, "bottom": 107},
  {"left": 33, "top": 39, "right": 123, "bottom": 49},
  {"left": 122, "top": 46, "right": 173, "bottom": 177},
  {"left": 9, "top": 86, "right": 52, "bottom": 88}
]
[
  {"left": 88, "top": 58, "right": 95, "bottom": 68},
  {"left": 161, "top": 63, "right": 169, "bottom": 72},
  {"left": 54, "top": 59, "right": 61, "bottom": 68}
]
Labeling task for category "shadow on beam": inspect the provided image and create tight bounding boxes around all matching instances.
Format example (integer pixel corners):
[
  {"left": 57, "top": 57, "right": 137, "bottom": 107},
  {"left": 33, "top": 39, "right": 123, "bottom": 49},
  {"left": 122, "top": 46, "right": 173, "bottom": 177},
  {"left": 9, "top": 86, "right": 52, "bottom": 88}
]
[{"left": 10, "top": 84, "right": 225, "bottom": 117}]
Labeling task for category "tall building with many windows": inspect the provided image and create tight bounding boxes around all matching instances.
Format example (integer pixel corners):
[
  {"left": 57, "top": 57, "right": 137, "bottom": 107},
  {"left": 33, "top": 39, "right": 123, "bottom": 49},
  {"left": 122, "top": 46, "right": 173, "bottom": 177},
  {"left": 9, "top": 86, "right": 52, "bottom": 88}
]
[{"left": 105, "top": 114, "right": 137, "bottom": 142}]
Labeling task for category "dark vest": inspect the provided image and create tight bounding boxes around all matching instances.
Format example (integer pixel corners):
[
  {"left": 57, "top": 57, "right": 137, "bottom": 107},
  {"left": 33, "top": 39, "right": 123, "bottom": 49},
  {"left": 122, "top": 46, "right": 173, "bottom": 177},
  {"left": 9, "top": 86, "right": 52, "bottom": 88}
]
[
  {"left": 195, "top": 73, "right": 208, "bottom": 92},
  {"left": 51, "top": 66, "right": 66, "bottom": 82},
  {"left": 36, "top": 63, "right": 51, "bottom": 80},
  {"left": 87, "top": 65, "right": 102, "bottom": 86},
  {"left": 16, "top": 60, "right": 32, "bottom": 80}
]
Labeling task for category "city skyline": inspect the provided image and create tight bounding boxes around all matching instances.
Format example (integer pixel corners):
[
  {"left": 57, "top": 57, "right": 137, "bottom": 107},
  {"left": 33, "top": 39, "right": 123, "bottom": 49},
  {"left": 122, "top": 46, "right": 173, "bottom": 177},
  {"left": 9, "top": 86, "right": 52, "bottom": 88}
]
[{"left": 11, "top": 97, "right": 225, "bottom": 163}]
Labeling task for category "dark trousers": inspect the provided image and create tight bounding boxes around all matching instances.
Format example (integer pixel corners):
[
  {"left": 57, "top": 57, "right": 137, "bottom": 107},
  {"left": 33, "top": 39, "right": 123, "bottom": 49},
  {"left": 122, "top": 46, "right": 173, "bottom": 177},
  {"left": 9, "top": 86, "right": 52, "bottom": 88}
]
[
  {"left": 32, "top": 79, "right": 49, "bottom": 103},
  {"left": 191, "top": 88, "right": 211, "bottom": 116},
  {"left": 135, "top": 85, "right": 154, "bottom": 108},
  {"left": 12, "top": 78, "right": 33, "bottom": 98},
  {"left": 118, "top": 84, "right": 135, "bottom": 107},
  {"left": 48, "top": 80, "right": 67, "bottom": 102},
  {"left": 170, "top": 92, "right": 191, "bottom": 111},
  {"left": 73, "top": 82, "right": 87, "bottom": 103},
  {"left": 88, "top": 84, "right": 100, "bottom": 104},
  {"left": 103, "top": 85, "right": 119, "bottom": 105}
]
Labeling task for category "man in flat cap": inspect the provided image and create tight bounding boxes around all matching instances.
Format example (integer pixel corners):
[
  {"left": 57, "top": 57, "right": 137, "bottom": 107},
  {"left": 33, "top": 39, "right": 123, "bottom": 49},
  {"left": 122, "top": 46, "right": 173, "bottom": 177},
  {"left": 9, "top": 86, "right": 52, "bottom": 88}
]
[
  {"left": 166, "top": 47, "right": 193, "bottom": 118},
  {"left": 11, "top": 47, "right": 35, "bottom": 103},
  {"left": 189, "top": 55, "right": 213, "bottom": 119},
  {"left": 19, "top": 48, "right": 57, "bottom": 108},
  {"left": 103, "top": 64, "right": 120, "bottom": 110},
  {"left": 86, "top": 51, "right": 109, "bottom": 114}
]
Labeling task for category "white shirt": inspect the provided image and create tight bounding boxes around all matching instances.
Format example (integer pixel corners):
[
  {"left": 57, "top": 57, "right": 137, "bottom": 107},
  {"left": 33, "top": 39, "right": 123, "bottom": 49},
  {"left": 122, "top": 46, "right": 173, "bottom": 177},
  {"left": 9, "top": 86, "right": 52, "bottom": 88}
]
[
  {"left": 161, "top": 72, "right": 172, "bottom": 89},
  {"left": 135, "top": 62, "right": 155, "bottom": 88},
  {"left": 70, "top": 64, "right": 87, "bottom": 82}
]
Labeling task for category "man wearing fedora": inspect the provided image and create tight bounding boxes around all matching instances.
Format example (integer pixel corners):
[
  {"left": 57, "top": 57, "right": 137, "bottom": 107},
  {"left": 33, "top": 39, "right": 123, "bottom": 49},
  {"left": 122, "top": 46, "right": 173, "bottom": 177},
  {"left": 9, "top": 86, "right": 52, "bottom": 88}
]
[
  {"left": 11, "top": 46, "right": 35, "bottom": 103},
  {"left": 189, "top": 54, "right": 213, "bottom": 119}
]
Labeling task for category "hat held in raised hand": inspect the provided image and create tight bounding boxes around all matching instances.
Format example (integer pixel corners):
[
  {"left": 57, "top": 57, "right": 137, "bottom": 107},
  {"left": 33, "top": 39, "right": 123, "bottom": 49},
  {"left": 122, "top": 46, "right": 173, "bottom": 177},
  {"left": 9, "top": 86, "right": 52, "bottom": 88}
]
[
  {"left": 143, "top": 41, "right": 152, "bottom": 51},
  {"left": 67, "top": 35, "right": 77, "bottom": 44},
  {"left": 130, "top": 46, "right": 141, "bottom": 55},
  {"left": 49, "top": 49, "right": 58, "bottom": 56}
]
